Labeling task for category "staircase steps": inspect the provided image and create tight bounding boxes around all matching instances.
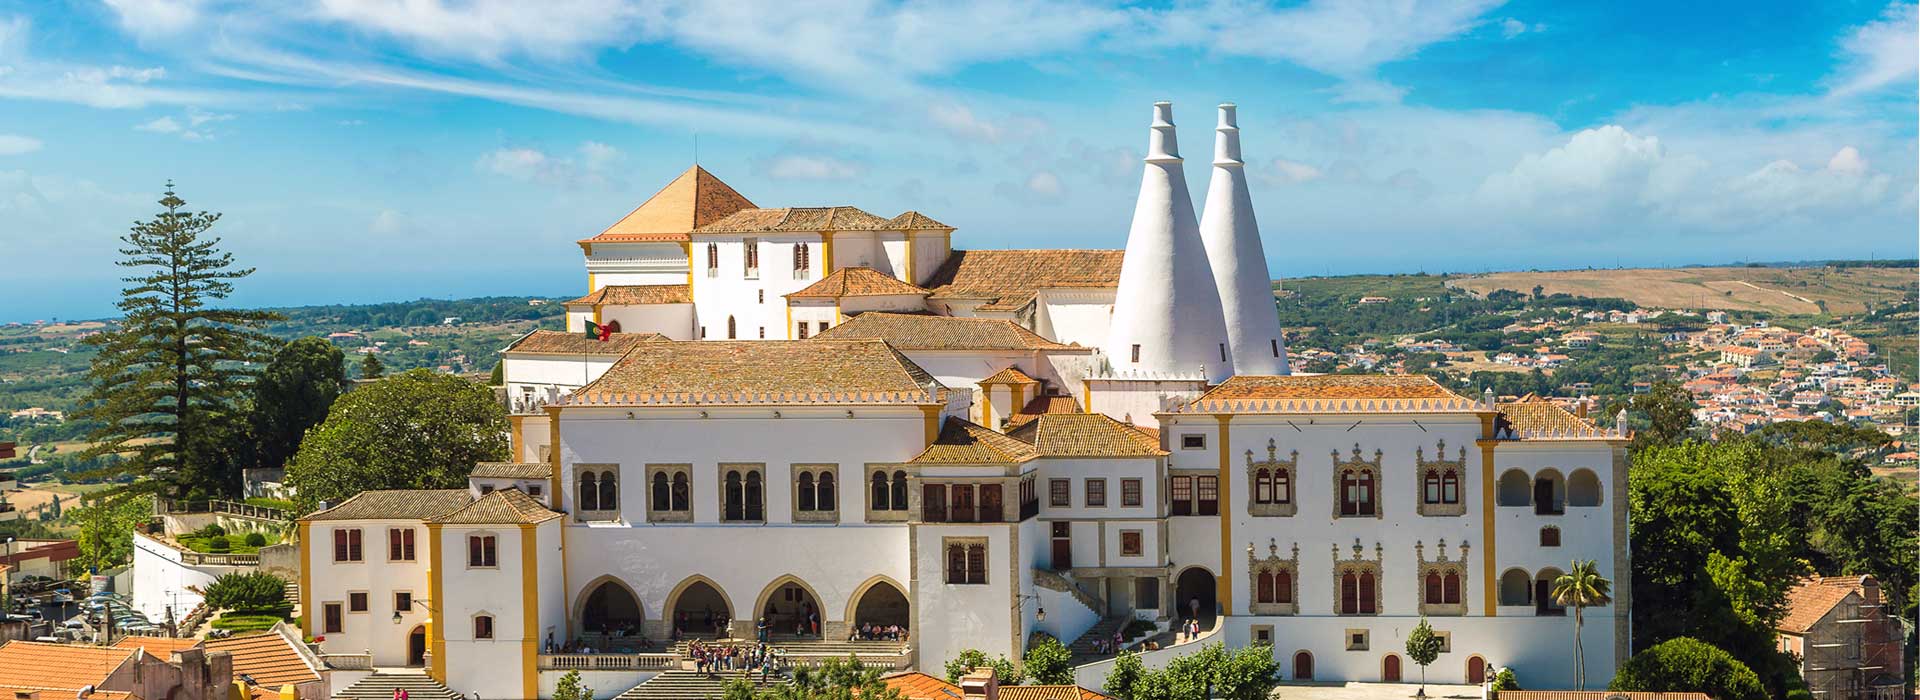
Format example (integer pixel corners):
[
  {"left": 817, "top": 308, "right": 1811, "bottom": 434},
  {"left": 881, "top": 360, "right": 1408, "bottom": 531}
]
[
  {"left": 615, "top": 669, "right": 785, "bottom": 700},
  {"left": 668, "top": 638, "right": 906, "bottom": 658},
  {"left": 332, "top": 670, "right": 462, "bottom": 700},
  {"left": 1067, "top": 617, "right": 1127, "bottom": 664}
]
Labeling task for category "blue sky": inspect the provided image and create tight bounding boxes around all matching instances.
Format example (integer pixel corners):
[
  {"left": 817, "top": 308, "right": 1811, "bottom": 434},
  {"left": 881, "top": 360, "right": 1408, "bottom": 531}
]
[{"left": 0, "top": 0, "right": 1914, "bottom": 321}]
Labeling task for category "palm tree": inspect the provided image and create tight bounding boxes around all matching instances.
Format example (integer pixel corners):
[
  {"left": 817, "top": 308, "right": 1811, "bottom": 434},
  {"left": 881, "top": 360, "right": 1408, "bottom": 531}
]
[{"left": 1552, "top": 559, "right": 1613, "bottom": 690}]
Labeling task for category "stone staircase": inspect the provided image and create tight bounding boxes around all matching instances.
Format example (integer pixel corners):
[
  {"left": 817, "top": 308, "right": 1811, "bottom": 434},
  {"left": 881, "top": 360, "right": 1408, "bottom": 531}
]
[
  {"left": 1067, "top": 617, "right": 1128, "bottom": 664},
  {"left": 669, "top": 638, "right": 906, "bottom": 658},
  {"left": 333, "top": 670, "right": 461, "bottom": 700},
  {"left": 1031, "top": 568, "right": 1104, "bottom": 614},
  {"left": 615, "top": 669, "right": 785, "bottom": 700}
]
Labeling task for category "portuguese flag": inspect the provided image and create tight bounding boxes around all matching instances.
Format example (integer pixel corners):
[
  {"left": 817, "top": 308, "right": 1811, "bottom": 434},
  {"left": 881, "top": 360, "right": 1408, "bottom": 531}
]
[{"left": 584, "top": 321, "right": 612, "bottom": 342}]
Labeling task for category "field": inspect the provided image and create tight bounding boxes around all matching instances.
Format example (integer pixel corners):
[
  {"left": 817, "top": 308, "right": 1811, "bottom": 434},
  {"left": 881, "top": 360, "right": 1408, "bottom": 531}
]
[{"left": 1450, "top": 266, "right": 1914, "bottom": 315}]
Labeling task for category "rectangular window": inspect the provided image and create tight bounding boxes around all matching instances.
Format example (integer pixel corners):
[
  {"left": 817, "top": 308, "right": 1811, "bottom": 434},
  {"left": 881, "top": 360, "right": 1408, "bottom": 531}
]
[
  {"left": 1049, "top": 479, "right": 1071, "bottom": 507},
  {"left": 1540, "top": 527, "right": 1561, "bottom": 547},
  {"left": 348, "top": 591, "right": 368, "bottom": 613},
  {"left": 1181, "top": 434, "right": 1206, "bottom": 449},
  {"left": 945, "top": 540, "right": 988, "bottom": 585},
  {"left": 333, "top": 528, "right": 363, "bottom": 562},
  {"left": 468, "top": 534, "right": 498, "bottom": 568},
  {"left": 817, "top": 321, "right": 829, "bottom": 334},
  {"left": 479, "top": 485, "right": 495, "bottom": 494},
  {"left": 1131, "top": 344, "right": 1140, "bottom": 362},
  {"left": 1346, "top": 630, "right": 1369, "bottom": 651},
  {"left": 388, "top": 528, "right": 415, "bottom": 562},
  {"left": 323, "top": 603, "right": 343, "bottom": 634},
  {"left": 1196, "top": 476, "right": 1219, "bottom": 516},
  {"left": 923, "top": 484, "right": 947, "bottom": 522},
  {"left": 1170, "top": 476, "right": 1192, "bottom": 516},
  {"left": 1121, "top": 478, "right": 1143, "bottom": 507},
  {"left": 1085, "top": 479, "right": 1106, "bottom": 507},
  {"left": 529, "top": 485, "right": 542, "bottom": 497},
  {"left": 797, "top": 323, "right": 810, "bottom": 339},
  {"left": 1120, "top": 530, "right": 1143, "bottom": 557},
  {"left": 474, "top": 615, "right": 494, "bottom": 639},
  {"left": 394, "top": 591, "right": 413, "bottom": 613}
]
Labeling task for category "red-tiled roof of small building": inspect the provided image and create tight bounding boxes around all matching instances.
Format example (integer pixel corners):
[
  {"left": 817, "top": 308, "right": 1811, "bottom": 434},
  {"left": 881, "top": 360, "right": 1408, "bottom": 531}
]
[
  {"left": 908, "top": 417, "right": 1037, "bottom": 465},
  {"left": 1006, "top": 413, "right": 1166, "bottom": 458},
  {"left": 812, "top": 312, "right": 1078, "bottom": 351},
  {"left": 583, "top": 165, "right": 756, "bottom": 243},
  {"left": 880, "top": 671, "right": 961, "bottom": 700},
  {"left": 112, "top": 635, "right": 202, "bottom": 657},
  {"left": 1008, "top": 394, "right": 1083, "bottom": 427},
  {"left": 886, "top": 211, "right": 954, "bottom": 230},
  {"left": 564, "top": 284, "right": 693, "bottom": 306},
  {"left": 922, "top": 250, "right": 1124, "bottom": 312},
  {"left": 303, "top": 490, "right": 473, "bottom": 522},
  {"left": 427, "top": 487, "right": 562, "bottom": 525},
  {"left": 785, "top": 267, "right": 930, "bottom": 299},
  {"left": 980, "top": 367, "right": 1039, "bottom": 385},
  {"left": 203, "top": 630, "right": 324, "bottom": 688},
  {"left": 1499, "top": 394, "right": 1601, "bottom": 435},
  {"left": 0, "top": 640, "right": 135, "bottom": 693},
  {"left": 1778, "top": 575, "right": 1874, "bottom": 634},
  {"left": 503, "top": 330, "right": 668, "bottom": 356},
  {"left": 1199, "top": 374, "right": 1466, "bottom": 402}
]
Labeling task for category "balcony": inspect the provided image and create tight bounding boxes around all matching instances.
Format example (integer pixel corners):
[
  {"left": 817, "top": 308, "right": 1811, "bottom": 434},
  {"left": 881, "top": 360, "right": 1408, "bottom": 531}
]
[{"left": 920, "top": 505, "right": 1005, "bottom": 524}]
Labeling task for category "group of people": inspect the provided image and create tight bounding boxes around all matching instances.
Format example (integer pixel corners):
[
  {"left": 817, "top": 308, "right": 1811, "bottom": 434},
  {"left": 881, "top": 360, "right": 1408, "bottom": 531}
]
[
  {"left": 847, "top": 621, "right": 908, "bottom": 642},
  {"left": 689, "top": 639, "right": 788, "bottom": 681},
  {"left": 672, "top": 609, "right": 732, "bottom": 641},
  {"left": 547, "top": 634, "right": 659, "bottom": 654},
  {"left": 757, "top": 607, "right": 820, "bottom": 640}
]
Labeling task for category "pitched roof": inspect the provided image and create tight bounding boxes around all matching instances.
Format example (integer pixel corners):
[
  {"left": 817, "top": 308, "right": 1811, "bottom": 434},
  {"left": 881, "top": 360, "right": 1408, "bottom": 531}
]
[
  {"left": 980, "top": 367, "right": 1039, "bottom": 385},
  {"left": 0, "top": 640, "right": 133, "bottom": 692},
  {"left": 569, "top": 340, "right": 943, "bottom": 406},
  {"left": 113, "top": 635, "right": 202, "bottom": 657},
  {"left": 1499, "top": 395, "right": 1604, "bottom": 436},
  {"left": 1498, "top": 693, "right": 1709, "bottom": 700},
  {"left": 1200, "top": 375, "right": 1464, "bottom": 402},
  {"left": 908, "top": 417, "right": 1037, "bottom": 464},
  {"left": 923, "top": 249, "right": 1125, "bottom": 311},
  {"left": 1000, "top": 686, "right": 1109, "bottom": 700},
  {"left": 303, "top": 490, "right": 473, "bottom": 522},
  {"left": 881, "top": 671, "right": 961, "bottom": 700},
  {"left": 785, "top": 267, "right": 930, "bottom": 299},
  {"left": 428, "top": 488, "right": 561, "bottom": 525},
  {"left": 1008, "top": 394, "right": 1084, "bottom": 427},
  {"left": 886, "top": 211, "right": 954, "bottom": 231},
  {"left": 812, "top": 312, "right": 1079, "bottom": 351},
  {"left": 1006, "top": 413, "right": 1166, "bottom": 458},
  {"left": 1778, "top": 576, "right": 1870, "bottom": 634},
  {"left": 502, "top": 330, "right": 668, "bottom": 356},
  {"left": 697, "top": 206, "right": 894, "bottom": 233},
  {"left": 565, "top": 284, "right": 693, "bottom": 306},
  {"left": 584, "top": 166, "right": 756, "bottom": 243},
  {"left": 203, "top": 630, "right": 323, "bottom": 688},
  {"left": 470, "top": 462, "right": 552, "bottom": 480}
]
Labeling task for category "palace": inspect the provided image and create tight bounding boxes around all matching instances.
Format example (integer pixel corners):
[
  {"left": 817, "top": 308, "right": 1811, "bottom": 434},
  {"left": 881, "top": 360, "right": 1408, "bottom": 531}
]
[{"left": 300, "top": 102, "right": 1631, "bottom": 698}]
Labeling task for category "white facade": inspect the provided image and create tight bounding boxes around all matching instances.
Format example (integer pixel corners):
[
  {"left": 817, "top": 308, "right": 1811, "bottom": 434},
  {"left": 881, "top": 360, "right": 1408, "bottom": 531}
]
[{"left": 1198, "top": 104, "right": 1289, "bottom": 376}]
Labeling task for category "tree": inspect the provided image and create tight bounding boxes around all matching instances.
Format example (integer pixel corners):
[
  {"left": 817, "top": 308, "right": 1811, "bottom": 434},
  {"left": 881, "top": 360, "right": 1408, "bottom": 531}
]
[
  {"left": 360, "top": 352, "right": 385, "bottom": 380},
  {"left": 1552, "top": 560, "right": 1613, "bottom": 689},
  {"left": 1023, "top": 634, "right": 1074, "bottom": 685},
  {"left": 553, "top": 670, "right": 593, "bottom": 700},
  {"left": 69, "top": 494, "right": 152, "bottom": 572},
  {"left": 1104, "top": 651, "right": 1145, "bottom": 700},
  {"left": 250, "top": 337, "right": 348, "bottom": 472},
  {"left": 1626, "top": 380, "right": 1695, "bottom": 447},
  {"left": 284, "top": 370, "right": 508, "bottom": 510},
  {"left": 76, "top": 183, "right": 280, "bottom": 497},
  {"left": 943, "top": 648, "right": 1021, "bottom": 685},
  {"left": 1213, "top": 643, "right": 1279, "bottom": 700},
  {"left": 1405, "top": 618, "right": 1442, "bottom": 694},
  {"left": 202, "top": 570, "right": 287, "bottom": 613},
  {"left": 1610, "top": 637, "right": 1767, "bottom": 700}
]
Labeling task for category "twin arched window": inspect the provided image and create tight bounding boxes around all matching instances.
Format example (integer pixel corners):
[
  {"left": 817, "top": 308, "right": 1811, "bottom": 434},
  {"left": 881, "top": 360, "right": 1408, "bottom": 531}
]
[
  {"left": 578, "top": 469, "right": 618, "bottom": 512},
  {"left": 1254, "top": 467, "right": 1292, "bottom": 505},
  {"left": 1339, "top": 571, "right": 1378, "bottom": 614},
  {"left": 793, "top": 243, "right": 811, "bottom": 277},
  {"left": 796, "top": 469, "right": 837, "bottom": 512},
  {"left": 724, "top": 468, "right": 765, "bottom": 522},
  {"left": 1424, "top": 570, "right": 1462, "bottom": 605},
  {"left": 650, "top": 471, "right": 690, "bottom": 513},
  {"left": 1422, "top": 469, "right": 1460, "bottom": 505},
  {"left": 871, "top": 470, "right": 909, "bottom": 511},
  {"left": 1255, "top": 569, "right": 1293, "bottom": 604},
  {"left": 706, "top": 243, "right": 720, "bottom": 274}
]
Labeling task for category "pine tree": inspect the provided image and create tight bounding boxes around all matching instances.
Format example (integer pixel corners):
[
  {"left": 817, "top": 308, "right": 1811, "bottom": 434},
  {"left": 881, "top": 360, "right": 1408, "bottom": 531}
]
[
  {"left": 77, "top": 183, "right": 280, "bottom": 498},
  {"left": 360, "top": 352, "right": 385, "bottom": 380}
]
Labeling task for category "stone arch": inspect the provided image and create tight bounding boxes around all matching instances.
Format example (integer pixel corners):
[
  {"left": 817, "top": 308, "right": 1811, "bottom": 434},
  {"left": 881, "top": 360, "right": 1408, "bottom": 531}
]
[
  {"left": 1534, "top": 567, "right": 1566, "bottom": 616},
  {"left": 752, "top": 574, "right": 827, "bottom": 638},
  {"left": 1567, "top": 468, "right": 1603, "bottom": 507},
  {"left": 1292, "top": 650, "right": 1314, "bottom": 680},
  {"left": 1173, "top": 565, "right": 1218, "bottom": 629},
  {"left": 844, "top": 575, "right": 910, "bottom": 632},
  {"left": 665, "top": 574, "right": 734, "bottom": 637},
  {"left": 573, "top": 574, "right": 646, "bottom": 637},
  {"left": 1499, "top": 568, "right": 1532, "bottom": 606},
  {"left": 1496, "top": 469, "right": 1531, "bottom": 506},
  {"left": 1466, "top": 655, "right": 1488, "bottom": 684},
  {"left": 1532, "top": 468, "right": 1566, "bottom": 514}
]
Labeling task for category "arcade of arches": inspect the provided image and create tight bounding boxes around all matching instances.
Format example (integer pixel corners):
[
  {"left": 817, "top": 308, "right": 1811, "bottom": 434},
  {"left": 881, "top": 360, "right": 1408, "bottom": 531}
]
[{"left": 573, "top": 576, "right": 913, "bottom": 641}]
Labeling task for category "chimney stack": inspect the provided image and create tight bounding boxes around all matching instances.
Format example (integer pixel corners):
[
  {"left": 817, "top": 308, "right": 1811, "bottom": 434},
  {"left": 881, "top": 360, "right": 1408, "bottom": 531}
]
[
  {"left": 960, "top": 666, "right": 1000, "bottom": 700},
  {"left": 1200, "top": 102, "right": 1289, "bottom": 376}
]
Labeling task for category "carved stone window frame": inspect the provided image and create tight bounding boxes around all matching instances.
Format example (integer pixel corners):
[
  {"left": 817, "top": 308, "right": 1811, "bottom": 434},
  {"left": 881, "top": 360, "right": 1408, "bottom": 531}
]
[
  {"left": 864, "top": 464, "right": 911, "bottom": 523},
  {"left": 1416, "top": 441, "right": 1469, "bottom": 517},
  {"left": 791, "top": 463, "right": 840, "bottom": 523},
  {"left": 1332, "top": 445, "right": 1384, "bottom": 520},
  {"left": 1247, "top": 538, "right": 1300, "bottom": 615},
  {"left": 574, "top": 462, "right": 621, "bottom": 522},
  {"left": 1415, "top": 539, "right": 1471, "bottom": 616},
  {"left": 645, "top": 464, "right": 692, "bottom": 523},
  {"left": 1333, "top": 540, "right": 1385, "bottom": 616},
  {"left": 942, "top": 536, "right": 990, "bottom": 585},
  {"left": 1246, "top": 439, "right": 1298, "bottom": 517}
]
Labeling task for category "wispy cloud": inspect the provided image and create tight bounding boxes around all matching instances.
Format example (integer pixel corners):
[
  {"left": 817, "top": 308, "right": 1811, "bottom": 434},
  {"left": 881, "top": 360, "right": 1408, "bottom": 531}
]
[
  {"left": 476, "top": 141, "right": 624, "bottom": 188},
  {"left": 0, "top": 134, "right": 41, "bottom": 155},
  {"left": 756, "top": 154, "right": 866, "bottom": 181},
  {"left": 1825, "top": 2, "right": 1918, "bottom": 97}
]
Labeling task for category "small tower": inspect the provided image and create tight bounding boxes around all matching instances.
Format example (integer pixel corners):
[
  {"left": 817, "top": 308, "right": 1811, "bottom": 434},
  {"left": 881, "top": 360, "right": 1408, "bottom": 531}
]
[
  {"left": 1102, "top": 101, "right": 1233, "bottom": 383},
  {"left": 1200, "top": 103, "right": 1289, "bottom": 375}
]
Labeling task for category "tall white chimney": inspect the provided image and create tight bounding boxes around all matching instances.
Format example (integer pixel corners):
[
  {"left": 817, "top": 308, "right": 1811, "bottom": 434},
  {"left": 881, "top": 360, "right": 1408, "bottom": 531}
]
[
  {"left": 1200, "top": 103, "right": 1289, "bottom": 375},
  {"left": 1103, "top": 101, "right": 1233, "bottom": 383}
]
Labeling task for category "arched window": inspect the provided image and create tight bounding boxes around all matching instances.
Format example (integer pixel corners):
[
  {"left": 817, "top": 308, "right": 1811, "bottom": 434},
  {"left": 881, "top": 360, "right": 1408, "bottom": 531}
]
[
  {"left": 798, "top": 473, "right": 816, "bottom": 511},
  {"left": 598, "top": 469, "right": 617, "bottom": 510},
  {"left": 1358, "top": 572, "right": 1377, "bottom": 614},
  {"left": 745, "top": 470, "right": 764, "bottom": 521},
  {"left": 1443, "top": 572, "right": 1460, "bottom": 604},
  {"left": 1441, "top": 469, "right": 1459, "bottom": 504},
  {"left": 871, "top": 471, "right": 890, "bottom": 510},
  {"left": 818, "top": 472, "right": 835, "bottom": 509},
  {"left": 671, "top": 472, "right": 690, "bottom": 510},
  {"left": 725, "top": 470, "right": 744, "bottom": 521},
  {"left": 794, "top": 243, "right": 811, "bottom": 276},
  {"left": 727, "top": 315, "right": 737, "bottom": 340},
  {"left": 946, "top": 544, "right": 967, "bottom": 583},
  {"left": 579, "top": 472, "right": 598, "bottom": 511},
  {"left": 1567, "top": 469, "right": 1602, "bottom": 507},
  {"left": 1274, "top": 571, "right": 1292, "bottom": 603},
  {"left": 1256, "top": 571, "right": 1275, "bottom": 603},
  {"left": 1497, "top": 470, "right": 1531, "bottom": 506},
  {"left": 1255, "top": 469, "right": 1273, "bottom": 504},
  {"left": 706, "top": 243, "right": 719, "bottom": 274},
  {"left": 651, "top": 472, "right": 670, "bottom": 512},
  {"left": 1498, "top": 569, "right": 1532, "bottom": 606},
  {"left": 890, "top": 471, "right": 908, "bottom": 511},
  {"left": 1425, "top": 571, "right": 1443, "bottom": 604},
  {"left": 1341, "top": 572, "right": 1358, "bottom": 614},
  {"left": 1275, "top": 468, "right": 1291, "bottom": 504},
  {"left": 1342, "top": 471, "right": 1377, "bottom": 516},
  {"left": 1423, "top": 470, "right": 1441, "bottom": 504}
]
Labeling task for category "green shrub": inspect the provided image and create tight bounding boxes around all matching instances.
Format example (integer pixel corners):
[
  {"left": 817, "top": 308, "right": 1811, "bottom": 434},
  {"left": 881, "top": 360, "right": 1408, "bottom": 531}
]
[
  {"left": 1023, "top": 634, "right": 1073, "bottom": 685},
  {"left": 204, "top": 571, "right": 287, "bottom": 612},
  {"left": 207, "top": 535, "right": 231, "bottom": 552},
  {"left": 244, "top": 497, "right": 297, "bottom": 512},
  {"left": 1123, "top": 618, "right": 1157, "bottom": 639},
  {"left": 197, "top": 523, "right": 226, "bottom": 537},
  {"left": 1610, "top": 637, "right": 1767, "bottom": 700},
  {"left": 243, "top": 532, "right": 267, "bottom": 547},
  {"left": 210, "top": 613, "right": 282, "bottom": 632},
  {"left": 1493, "top": 667, "right": 1520, "bottom": 692}
]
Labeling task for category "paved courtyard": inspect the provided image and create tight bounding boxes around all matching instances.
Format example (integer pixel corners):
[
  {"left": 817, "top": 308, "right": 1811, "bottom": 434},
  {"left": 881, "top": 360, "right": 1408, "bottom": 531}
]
[{"left": 1271, "top": 682, "right": 1484, "bottom": 700}]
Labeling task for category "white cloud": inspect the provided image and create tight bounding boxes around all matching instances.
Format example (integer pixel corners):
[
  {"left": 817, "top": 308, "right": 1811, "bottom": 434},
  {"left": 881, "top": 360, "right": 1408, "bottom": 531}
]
[
  {"left": 476, "top": 141, "right": 624, "bottom": 187},
  {"left": 928, "top": 102, "right": 1003, "bottom": 143},
  {"left": 1263, "top": 158, "right": 1324, "bottom": 184},
  {"left": 370, "top": 208, "right": 406, "bottom": 234},
  {"left": 1499, "top": 17, "right": 1544, "bottom": 38},
  {"left": 1026, "top": 171, "right": 1064, "bottom": 197},
  {"left": 101, "top": 0, "right": 204, "bottom": 39},
  {"left": 132, "top": 107, "right": 230, "bottom": 140},
  {"left": 134, "top": 116, "right": 182, "bottom": 133},
  {"left": 758, "top": 154, "right": 864, "bottom": 181},
  {"left": 1826, "top": 2, "right": 1919, "bottom": 97},
  {"left": 0, "top": 134, "right": 41, "bottom": 155},
  {"left": 311, "top": 0, "right": 645, "bottom": 61}
]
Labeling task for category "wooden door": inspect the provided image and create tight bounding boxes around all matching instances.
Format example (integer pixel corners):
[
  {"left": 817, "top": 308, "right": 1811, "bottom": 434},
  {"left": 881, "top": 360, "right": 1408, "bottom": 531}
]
[{"left": 1050, "top": 521, "right": 1072, "bottom": 570}]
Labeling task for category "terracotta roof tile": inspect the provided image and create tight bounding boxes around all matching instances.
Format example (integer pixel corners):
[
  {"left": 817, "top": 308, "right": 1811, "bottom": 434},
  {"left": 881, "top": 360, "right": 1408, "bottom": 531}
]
[
  {"left": 980, "top": 367, "right": 1039, "bottom": 385},
  {"left": 1000, "top": 686, "right": 1109, "bottom": 700},
  {"left": 909, "top": 417, "right": 1037, "bottom": 464},
  {"left": 1499, "top": 395, "right": 1603, "bottom": 436},
  {"left": 1006, "top": 413, "right": 1166, "bottom": 458},
  {"left": 881, "top": 671, "right": 961, "bottom": 700},
  {"left": 303, "top": 490, "right": 473, "bottom": 522},
  {"left": 785, "top": 267, "right": 930, "bottom": 299},
  {"left": 113, "top": 635, "right": 202, "bottom": 657},
  {"left": 203, "top": 630, "right": 323, "bottom": 687},
  {"left": 697, "top": 206, "right": 894, "bottom": 233},
  {"left": 470, "top": 462, "right": 552, "bottom": 480},
  {"left": 812, "top": 312, "right": 1080, "bottom": 351},
  {"left": 1008, "top": 394, "right": 1084, "bottom": 427},
  {"left": 1199, "top": 375, "right": 1465, "bottom": 402},
  {"left": 565, "top": 284, "right": 693, "bottom": 306},
  {"left": 585, "top": 166, "right": 756, "bottom": 243},
  {"left": 1778, "top": 576, "right": 1868, "bottom": 634},
  {"left": 0, "top": 640, "right": 134, "bottom": 691},
  {"left": 923, "top": 250, "right": 1124, "bottom": 311},
  {"left": 1499, "top": 693, "right": 1709, "bottom": 700},
  {"left": 503, "top": 330, "right": 668, "bottom": 356},
  {"left": 571, "top": 340, "right": 942, "bottom": 405},
  {"left": 886, "top": 211, "right": 954, "bottom": 231},
  {"left": 428, "top": 488, "right": 561, "bottom": 525}
]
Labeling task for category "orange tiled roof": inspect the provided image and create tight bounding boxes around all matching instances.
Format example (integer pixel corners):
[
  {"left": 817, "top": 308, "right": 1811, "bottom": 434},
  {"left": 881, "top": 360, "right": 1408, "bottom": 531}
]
[
  {"left": 1000, "top": 686, "right": 1110, "bottom": 700},
  {"left": 1499, "top": 395, "right": 1601, "bottom": 435},
  {"left": 697, "top": 206, "right": 894, "bottom": 233},
  {"left": 204, "top": 630, "right": 323, "bottom": 688},
  {"left": 980, "top": 367, "right": 1039, "bottom": 385},
  {"left": 1006, "top": 413, "right": 1166, "bottom": 458},
  {"left": 428, "top": 487, "right": 561, "bottom": 525},
  {"left": 470, "top": 462, "right": 552, "bottom": 480},
  {"left": 785, "top": 267, "right": 930, "bottom": 299},
  {"left": 584, "top": 165, "right": 755, "bottom": 243},
  {"left": 909, "top": 417, "right": 1037, "bottom": 464},
  {"left": 570, "top": 340, "right": 942, "bottom": 406},
  {"left": 113, "top": 635, "right": 203, "bottom": 657},
  {"left": 886, "top": 211, "right": 954, "bottom": 231},
  {"left": 881, "top": 671, "right": 961, "bottom": 700},
  {"left": 1499, "top": 693, "right": 1708, "bottom": 700},
  {"left": 565, "top": 284, "right": 693, "bottom": 306},
  {"left": 923, "top": 250, "right": 1124, "bottom": 311},
  {"left": 1200, "top": 375, "right": 1465, "bottom": 402},
  {"left": 304, "top": 489, "right": 473, "bottom": 522},
  {"left": 0, "top": 640, "right": 134, "bottom": 691},
  {"left": 1778, "top": 576, "right": 1871, "bottom": 634},
  {"left": 503, "top": 330, "right": 668, "bottom": 356},
  {"left": 1009, "top": 394, "right": 1084, "bottom": 427},
  {"left": 812, "top": 312, "right": 1079, "bottom": 351}
]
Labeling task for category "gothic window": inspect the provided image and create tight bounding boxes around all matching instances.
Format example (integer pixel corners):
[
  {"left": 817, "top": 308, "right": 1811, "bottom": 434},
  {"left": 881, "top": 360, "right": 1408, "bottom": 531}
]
[
  {"left": 1248, "top": 539, "right": 1299, "bottom": 615},
  {"left": 794, "top": 242, "right": 811, "bottom": 278},
  {"left": 1416, "top": 540, "right": 1470, "bottom": 616},
  {"left": 797, "top": 473, "right": 815, "bottom": 511},
  {"left": 794, "top": 466, "right": 838, "bottom": 522},
  {"left": 579, "top": 471, "right": 597, "bottom": 510},
  {"left": 1247, "top": 439, "right": 1298, "bottom": 517},
  {"left": 1333, "top": 445, "right": 1383, "bottom": 518},
  {"left": 722, "top": 466, "right": 766, "bottom": 522},
  {"left": 647, "top": 465, "right": 692, "bottom": 522},
  {"left": 743, "top": 238, "right": 759, "bottom": 277},
  {"left": 727, "top": 316, "right": 737, "bottom": 340},
  {"left": 871, "top": 471, "right": 889, "bottom": 509},
  {"left": 1417, "top": 441, "right": 1467, "bottom": 516},
  {"left": 1333, "top": 542, "right": 1383, "bottom": 616},
  {"left": 890, "top": 471, "right": 908, "bottom": 510},
  {"left": 706, "top": 243, "right": 719, "bottom": 277},
  {"left": 944, "top": 538, "right": 988, "bottom": 584},
  {"left": 652, "top": 471, "right": 670, "bottom": 512}
]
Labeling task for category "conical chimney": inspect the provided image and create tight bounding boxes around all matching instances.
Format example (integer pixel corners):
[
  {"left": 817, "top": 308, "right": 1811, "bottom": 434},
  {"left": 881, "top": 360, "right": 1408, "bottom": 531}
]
[
  {"left": 1200, "top": 103, "right": 1289, "bottom": 375},
  {"left": 1103, "top": 101, "right": 1233, "bottom": 383}
]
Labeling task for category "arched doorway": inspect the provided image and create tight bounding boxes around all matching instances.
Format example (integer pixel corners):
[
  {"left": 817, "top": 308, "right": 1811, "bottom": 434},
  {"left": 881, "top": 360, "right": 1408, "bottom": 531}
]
[
  {"left": 580, "top": 579, "right": 644, "bottom": 637},
  {"left": 848, "top": 577, "right": 910, "bottom": 638},
  {"left": 668, "top": 577, "right": 733, "bottom": 638},
  {"left": 1382, "top": 654, "right": 1402, "bottom": 682},
  {"left": 407, "top": 625, "right": 426, "bottom": 666},
  {"left": 755, "top": 576, "right": 821, "bottom": 639},
  {"left": 1174, "top": 567, "right": 1217, "bottom": 630},
  {"left": 1467, "top": 656, "right": 1487, "bottom": 684},
  {"left": 1292, "top": 651, "right": 1313, "bottom": 680}
]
